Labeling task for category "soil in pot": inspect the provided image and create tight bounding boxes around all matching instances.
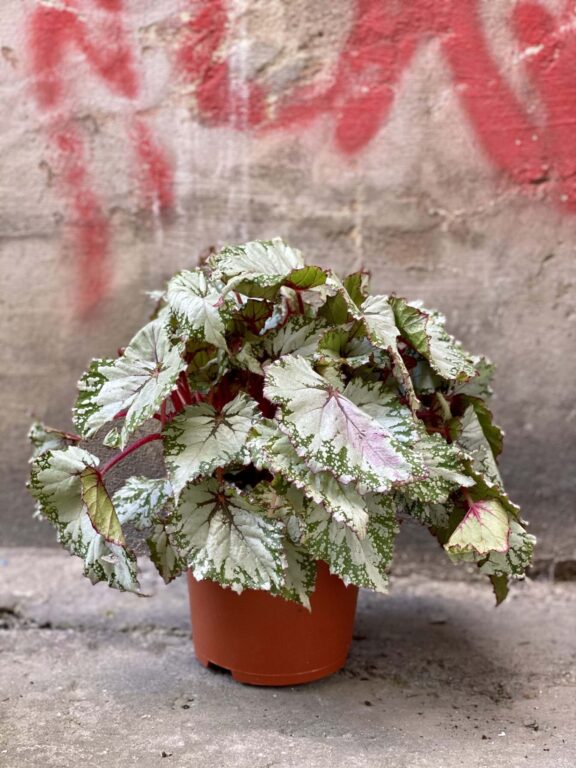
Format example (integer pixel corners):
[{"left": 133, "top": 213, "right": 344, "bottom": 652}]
[{"left": 187, "top": 561, "right": 359, "bottom": 686}]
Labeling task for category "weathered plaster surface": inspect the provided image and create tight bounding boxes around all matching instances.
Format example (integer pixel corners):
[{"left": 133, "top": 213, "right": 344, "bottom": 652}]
[{"left": 0, "top": 1, "right": 575, "bottom": 563}]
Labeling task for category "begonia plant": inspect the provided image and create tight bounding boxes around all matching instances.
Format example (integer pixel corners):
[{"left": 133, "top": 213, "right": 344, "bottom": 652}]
[{"left": 28, "top": 238, "right": 535, "bottom": 606}]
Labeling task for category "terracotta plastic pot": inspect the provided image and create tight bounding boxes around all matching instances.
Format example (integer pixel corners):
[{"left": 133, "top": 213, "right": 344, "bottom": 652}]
[{"left": 187, "top": 561, "right": 359, "bottom": 686}]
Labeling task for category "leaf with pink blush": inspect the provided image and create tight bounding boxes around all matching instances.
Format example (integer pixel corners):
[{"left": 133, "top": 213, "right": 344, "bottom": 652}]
[
  {"left": 445, "top": 499, "right": 510, "bottom": 557},
  {"left": 264, "top": 356, "right": 424, "bottom": 494}
]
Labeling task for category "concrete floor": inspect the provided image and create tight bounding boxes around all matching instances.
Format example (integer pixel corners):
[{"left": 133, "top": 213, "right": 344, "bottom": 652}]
[{"left": 0, "top": 548, "right": 575, "bottom": 768}]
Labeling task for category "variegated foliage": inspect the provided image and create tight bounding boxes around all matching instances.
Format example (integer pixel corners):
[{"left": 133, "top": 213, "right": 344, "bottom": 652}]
[
  {"left": 29, "top": 238, "right": 532, "bottom": 603},
  {"left": 29, "top": 447, "right": 139, "bottom": 591}
]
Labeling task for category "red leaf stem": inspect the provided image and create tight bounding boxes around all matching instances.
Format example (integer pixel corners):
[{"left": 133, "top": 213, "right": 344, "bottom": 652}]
[
  {"left": 170, "top": 390, "right": 186, "bottom": 413},
  {"left": 56, "top": 429, "right": 83, "bottom": 442},
  {"left": 462, "top": 488, "right": 474, "bottom": 506},
  {"left": 178, "top": 372, "right": 194, "bottom": 405},
  {"left": 296, "top": 291, "right": 305, "bottom": 314},
  {"left": 100, "top": 433, "right": 163, "bottom": 477}
]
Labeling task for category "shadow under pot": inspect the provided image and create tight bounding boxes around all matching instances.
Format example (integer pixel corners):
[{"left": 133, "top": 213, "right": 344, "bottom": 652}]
[{"left": 187, "top": 560, "right": 359, "bottom": 686}]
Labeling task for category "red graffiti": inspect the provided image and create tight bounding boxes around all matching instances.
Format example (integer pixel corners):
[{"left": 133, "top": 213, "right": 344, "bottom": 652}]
[
  {"left": 55, "top": 124, "right": 112, "bottom": 308},
  {"left": 511, "top": 2, "right": 576, "bottom": 205},
  {"left": 177, "top": 0, "right": 265, "bottom": 127},
  {"left": 26, "top": 0, "right": 576, "bottom": 313},
  {"left": 28, "top": 0, "right": 173, "bottom": 314},
  {"left": 132, "top": 118, "right": 175, "bottom": 213},
  {"left": 178, "top": 0, "right": 576, "bottom": 212},
  {"left": 29, "top": 2, "right": 138, "bottom": 109}
]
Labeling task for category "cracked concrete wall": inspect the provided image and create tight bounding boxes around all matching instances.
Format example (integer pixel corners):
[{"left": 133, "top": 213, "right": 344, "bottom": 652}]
[{"left": 1, "top": 0, "right": 575, "bottom": 564}]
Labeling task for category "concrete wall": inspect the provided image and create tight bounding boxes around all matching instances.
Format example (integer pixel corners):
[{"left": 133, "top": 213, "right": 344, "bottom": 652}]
[{"left": 1, "top": 0, "right": 575, "bottom": 562}]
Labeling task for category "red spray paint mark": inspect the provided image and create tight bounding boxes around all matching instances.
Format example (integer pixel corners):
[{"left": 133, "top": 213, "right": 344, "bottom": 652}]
[
  {"left": 26, "top": 0, "right": 576, "bottom": 316},
  {"left": 132, "top": 118, "right": 175, "bottom": 212},
  {"left": 54, "top": 124, "right": 111, "bottom": 315},
  {"left": 511, "top": 2, "right": 576, "bottom": 209},
  {"left": 268, "top": 1, "right": 443, "bottom": 155},
  {"left": 28, "top": 0, "right": 173, "bottom": 313},
  {"left": 178, "top": 0, "right": 576, "bottom": 212},
  {"left": 29, "top": 2, "right": 138, "bottom": 108},
  {"left": 177, "top": 0, "right": 265, "bottom": 127},
  {"left": 440, "top": 1, "right": 548, "bottom": 188}
]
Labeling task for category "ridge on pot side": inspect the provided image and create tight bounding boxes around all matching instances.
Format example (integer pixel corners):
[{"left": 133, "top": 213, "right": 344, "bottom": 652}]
[{"left": 27, "top": 238, "right": 535, "bottom": 685}]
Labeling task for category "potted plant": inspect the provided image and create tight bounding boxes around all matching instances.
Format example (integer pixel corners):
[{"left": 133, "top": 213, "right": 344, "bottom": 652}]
[{"left": 28, "top": 238, "right": 535, "bottom": 685}]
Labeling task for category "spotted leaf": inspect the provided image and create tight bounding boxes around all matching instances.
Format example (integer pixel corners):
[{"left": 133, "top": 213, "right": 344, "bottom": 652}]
[
  {"left": 28, "top": 422, "right": 78, "bottom": 458},
  {"left": 403, "top": 434, "right": 475, "bottom": 504},
  {"left": 166, "top": 269, "right": 231, "bottom": 349},
  {"left": 272, "top": 539, "right": 317, "bottom": 609},
  {"left": 316, "top": 325, "right": 373, "bottom": 369},
  {"left": 391, "top": 298, "right": 476, "bottom": 381},
  {"left": 249, "top": 421, "right": 370, "bottom": 537},
  {"left": 28, "top": 447, "right": 138, "bottom": 592},
  {"left": 360, "top": 295, "right": 420, "bottom": 410},
  {"left": 454, "top": 398, "right": 504, "bottom": 458},
  {"left": 73, "top": 318, "right": 186, "bottom": 448},
  {"left": 450, "top": 356, "right": 496, "bottom": 399},
  {"left": 163, "top": 393, "right": 258, "bottom": 498},
  {"left": 342, "top": 377, "right": 420, "bottom": 444},
  {"left": 264, "top": 356, "right": 418, "bottom": 494},
  {"left": 211, "top": 238, "right": 323, "bottom": 298},
  {"left": 478, "top": 520, "right": 536, "bottom": 578},
  {"left": 167, "top": 479, "right": 286, "bottom": 592},
  {"left": 452, "top": 406, "right": 502, "bottom": 486},
  {"left": 263, "top": 316, "right": 327, "bottom": 359},
  {"left": 113, "top": 477, "right": 184, "bottom": 583},
  {"left": 300, "top": 495, "right": 398, "bottom": 592},
  {"left": 113, "top": 476, "right": 173, "bottom": 530}
]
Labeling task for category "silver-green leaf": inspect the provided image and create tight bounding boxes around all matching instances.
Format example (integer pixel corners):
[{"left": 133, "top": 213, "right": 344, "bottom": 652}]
[
  {"left": 391, "top": 298, "right": 476, "bottom": 381},
  {"left": 454, "top": 406, "right": 502, "bottom": 487},
  {"left": 263, "top": 316, "right": 327, "bottom": 359},
  {"left": 73, "top": 318, "right": 186, "bottom": 448},
  {"left": 272, "top": 539, "right": 317, "bottom": 609},
  {"left": 360, "top": 295, "right": 420, "bottom": 410},
  {"left": 113, "top": 477, "right": 185, "bottom": 583},
  {"left": 166, "top": 269, "right": 231, "bottom": 350},
  {"left": 28, "top": 422, "right": 78, "bottom": 458},
  {"left": 264, "top": 356, "right": 417, "bottom": 494},
  {"left": 163, "top": 393, "right": 258, "bottom": 498},
  {"left": 300, "top": 495, "right": 398, "bottom": 592},
  {"left": 113, "top": 476, "right": 173, "bottom": 530},
  {"left": 249, "top": 421, "right": 370, "bottom": 537},
  {"left": 167, "top": 479, "right": 287, "bottom": 593},
  {"left": 211, "top": 238, "right": 313, "bottom": 298},
  {"left": 29, "top": 447, "right": 139, "bottom": 592}
]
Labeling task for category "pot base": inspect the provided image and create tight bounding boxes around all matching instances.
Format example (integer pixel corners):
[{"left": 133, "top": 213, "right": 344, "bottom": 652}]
[{"left": 195, "top": 654, "right": 348, "bottom": 686}]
